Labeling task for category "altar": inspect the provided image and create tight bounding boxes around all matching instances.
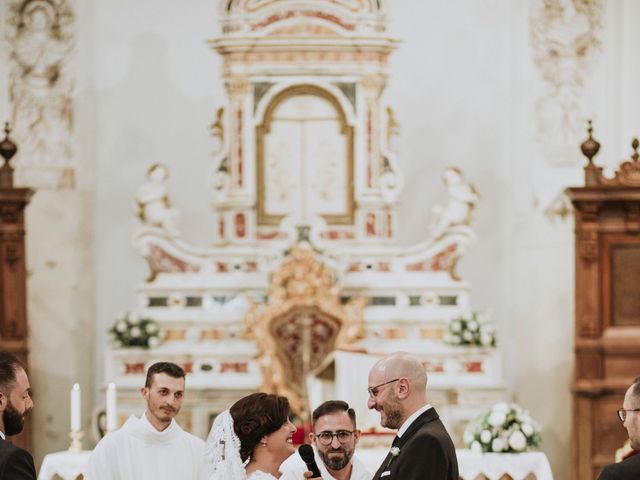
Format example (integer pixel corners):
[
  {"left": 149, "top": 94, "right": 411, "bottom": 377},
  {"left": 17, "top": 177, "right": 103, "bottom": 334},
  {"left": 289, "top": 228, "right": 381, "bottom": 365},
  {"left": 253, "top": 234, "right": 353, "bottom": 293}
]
[{"left": 100, "top": 0, "right": 504, "bottom": 448}]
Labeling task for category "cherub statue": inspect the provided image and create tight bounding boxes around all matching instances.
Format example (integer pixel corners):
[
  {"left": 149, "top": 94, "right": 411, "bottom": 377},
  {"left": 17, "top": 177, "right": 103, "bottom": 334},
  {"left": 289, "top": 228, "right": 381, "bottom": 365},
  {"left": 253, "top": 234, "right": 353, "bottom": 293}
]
[
  {"left": 429, "top": 167, "right": 479, "bottom": 238},
  {"left": 135, "top": 163, "right": 180, "bottom": 236}
]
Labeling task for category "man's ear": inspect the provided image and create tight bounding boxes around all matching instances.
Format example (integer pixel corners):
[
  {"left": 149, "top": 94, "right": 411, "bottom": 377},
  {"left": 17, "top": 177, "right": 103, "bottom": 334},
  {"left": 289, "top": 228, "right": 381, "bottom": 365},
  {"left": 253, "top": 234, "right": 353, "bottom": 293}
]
[
  {"left": 140, "top": 387, "right": 149, "bottom": 399},
  {"left": 308, "top": 431, "right": 315, "bottom": 443},
  {"left": 396, "top": 378, "right": 410, "bottom": 399},
  {"left": 353, "top": 429, "right": 361, "bottom": 444},
  {"left": 0, "top": 391, "right": 7, "bottom": 413}
]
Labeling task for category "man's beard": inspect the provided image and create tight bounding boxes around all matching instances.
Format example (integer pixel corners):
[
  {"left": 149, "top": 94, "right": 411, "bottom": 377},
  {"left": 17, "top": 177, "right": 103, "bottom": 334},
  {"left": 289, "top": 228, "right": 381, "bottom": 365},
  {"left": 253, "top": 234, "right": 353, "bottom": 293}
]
[
  {"left": 319, "top": 445, "right": 353, "bottom": 471},
  {"left": 381, "top": 398, "right": 403, "bottom": 430},
  {"left": 3, "top": 401, "right": 25, "bottom": 436}
]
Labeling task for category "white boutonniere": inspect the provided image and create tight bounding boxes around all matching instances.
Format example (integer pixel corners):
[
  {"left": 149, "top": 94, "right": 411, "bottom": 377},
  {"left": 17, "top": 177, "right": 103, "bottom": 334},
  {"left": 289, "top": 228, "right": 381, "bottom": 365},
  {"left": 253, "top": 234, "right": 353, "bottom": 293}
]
[{"left": 385, "top": 446, "right": 401, "bottom": 469}]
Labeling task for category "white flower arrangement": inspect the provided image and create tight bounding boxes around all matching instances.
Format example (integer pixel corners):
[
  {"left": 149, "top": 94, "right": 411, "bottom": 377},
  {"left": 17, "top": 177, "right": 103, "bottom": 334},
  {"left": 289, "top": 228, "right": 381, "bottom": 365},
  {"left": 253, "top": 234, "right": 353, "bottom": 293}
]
[
  {"left": 109, "top": 311, "right": 161, "bottom": 349},
  {"left": 444, "top": 311, "right": 496, "bottom": 347},
  {"left": 463, "top": 402, "right": 542, "bottom": 453}
]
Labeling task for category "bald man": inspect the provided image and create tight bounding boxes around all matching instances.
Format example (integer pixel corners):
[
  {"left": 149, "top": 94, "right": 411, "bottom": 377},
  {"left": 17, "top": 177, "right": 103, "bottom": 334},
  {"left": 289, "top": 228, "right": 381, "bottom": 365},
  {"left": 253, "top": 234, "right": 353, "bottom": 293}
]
[
  {"left": 367, "top": 352, "right": 458, "bottom": 480},
  {"left": 598, "top": 377, "right": 640, "bottom": 479}
]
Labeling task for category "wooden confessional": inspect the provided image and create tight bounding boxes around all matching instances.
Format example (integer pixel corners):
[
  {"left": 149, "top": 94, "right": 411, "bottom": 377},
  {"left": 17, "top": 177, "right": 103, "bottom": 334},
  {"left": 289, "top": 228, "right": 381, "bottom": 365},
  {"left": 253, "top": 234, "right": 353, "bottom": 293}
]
[{"left": 567, "top": 123, "right": 640, "bottom": 479}]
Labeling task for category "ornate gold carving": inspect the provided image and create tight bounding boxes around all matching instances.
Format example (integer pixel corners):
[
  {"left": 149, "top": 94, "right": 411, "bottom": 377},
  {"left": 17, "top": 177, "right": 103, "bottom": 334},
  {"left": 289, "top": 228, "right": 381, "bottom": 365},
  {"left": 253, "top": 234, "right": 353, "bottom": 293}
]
[{"left": 245, "top": 244, "right": 365, "bottom": 419}]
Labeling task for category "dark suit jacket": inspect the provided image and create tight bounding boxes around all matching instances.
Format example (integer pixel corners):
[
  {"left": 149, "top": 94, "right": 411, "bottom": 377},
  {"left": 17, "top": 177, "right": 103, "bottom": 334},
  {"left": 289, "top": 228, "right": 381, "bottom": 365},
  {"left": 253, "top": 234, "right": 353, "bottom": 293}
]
[
  {"left": 0, "top": 438, "right": 37, "bottom": 480},
  {"left": 598, "top": 454, "right": 640, "bottom": 480},
  {"left": 372, "top": 407, "right": 458, "bottom": 480}
]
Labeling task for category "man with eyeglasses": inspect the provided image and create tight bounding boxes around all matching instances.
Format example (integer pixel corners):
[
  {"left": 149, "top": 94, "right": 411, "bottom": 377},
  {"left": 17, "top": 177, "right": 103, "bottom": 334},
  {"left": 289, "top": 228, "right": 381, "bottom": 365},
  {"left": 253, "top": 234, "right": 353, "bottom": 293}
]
[
  {"left": 280, "top": 400, "right": 371, "bottom": 480},
  {"left": 598, "top": 377, "right": 640, "bottom": 479},
  {"left": 368, "top": 352, "right": 458, "bottom": 480}
]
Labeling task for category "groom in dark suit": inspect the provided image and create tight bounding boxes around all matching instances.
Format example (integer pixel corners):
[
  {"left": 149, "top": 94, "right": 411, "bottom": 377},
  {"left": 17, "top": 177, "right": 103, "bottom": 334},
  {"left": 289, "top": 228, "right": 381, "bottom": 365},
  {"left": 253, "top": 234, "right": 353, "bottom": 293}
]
[
  {"left": 368, "top": 352, "right": 458, "bottom": 480},
  {"left": 0, "top": 351, "right": 36, "bottom": 479}
]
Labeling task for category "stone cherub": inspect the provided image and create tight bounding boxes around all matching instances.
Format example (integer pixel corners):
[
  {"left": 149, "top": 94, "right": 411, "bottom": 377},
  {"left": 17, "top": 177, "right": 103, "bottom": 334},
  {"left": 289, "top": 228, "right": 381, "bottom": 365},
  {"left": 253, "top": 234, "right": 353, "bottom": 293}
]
[
  {"left": 135, "top": 163, "right": 180, "bottom": 236},
  {"left": 429, "top": 167, "right": 479, "bottom": 239}
]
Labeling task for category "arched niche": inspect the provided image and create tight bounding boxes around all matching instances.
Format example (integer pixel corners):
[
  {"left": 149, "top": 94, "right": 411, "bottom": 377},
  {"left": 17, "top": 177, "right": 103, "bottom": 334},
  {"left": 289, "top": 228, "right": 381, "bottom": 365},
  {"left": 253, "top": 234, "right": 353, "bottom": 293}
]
[{"left": 256, "top": 85, "right": 354, "bottom": 226}]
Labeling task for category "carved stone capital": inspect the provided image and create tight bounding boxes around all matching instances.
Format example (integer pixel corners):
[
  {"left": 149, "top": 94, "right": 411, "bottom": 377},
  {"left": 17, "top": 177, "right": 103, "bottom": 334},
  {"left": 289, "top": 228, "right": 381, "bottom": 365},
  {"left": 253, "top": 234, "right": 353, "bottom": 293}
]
[{"left": 227, "top": 77, "right": 251, "bottom": 97}]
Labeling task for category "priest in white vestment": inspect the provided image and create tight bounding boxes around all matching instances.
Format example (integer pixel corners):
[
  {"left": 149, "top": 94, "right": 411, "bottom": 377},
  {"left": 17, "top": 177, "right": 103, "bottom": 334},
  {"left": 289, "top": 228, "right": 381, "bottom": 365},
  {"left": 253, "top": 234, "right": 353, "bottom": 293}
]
[{"left": 86, "top": 362, "right": 205, "bottom": 480}]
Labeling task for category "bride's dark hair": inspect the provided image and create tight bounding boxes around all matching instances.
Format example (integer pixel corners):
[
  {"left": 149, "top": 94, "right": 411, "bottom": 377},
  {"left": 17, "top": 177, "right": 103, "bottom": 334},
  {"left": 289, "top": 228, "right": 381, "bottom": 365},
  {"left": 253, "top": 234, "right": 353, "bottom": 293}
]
[{"left": 230, "top": 392, "right": 290, "bottom": 462}]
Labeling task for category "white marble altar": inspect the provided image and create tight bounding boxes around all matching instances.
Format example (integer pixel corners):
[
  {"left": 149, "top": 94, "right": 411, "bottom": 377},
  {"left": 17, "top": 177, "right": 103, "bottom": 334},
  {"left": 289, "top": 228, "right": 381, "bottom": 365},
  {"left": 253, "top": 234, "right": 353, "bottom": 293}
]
[{"left": 100, "top": 0, "right": 503, "bottom": 447}]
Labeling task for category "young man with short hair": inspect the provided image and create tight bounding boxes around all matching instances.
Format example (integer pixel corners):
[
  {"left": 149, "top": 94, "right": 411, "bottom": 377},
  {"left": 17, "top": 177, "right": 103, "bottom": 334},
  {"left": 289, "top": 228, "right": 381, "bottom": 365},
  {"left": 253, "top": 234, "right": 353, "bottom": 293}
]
[{"left": 87, "top": 362, "right": 205, "bottom": 480}]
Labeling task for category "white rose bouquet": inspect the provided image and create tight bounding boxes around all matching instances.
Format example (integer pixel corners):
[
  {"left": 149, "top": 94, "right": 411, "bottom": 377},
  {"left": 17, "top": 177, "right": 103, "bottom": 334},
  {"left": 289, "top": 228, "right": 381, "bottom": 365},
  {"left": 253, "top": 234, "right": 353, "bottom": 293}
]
[
  {"left": 109, "top": 311, "right": 161, "bottom": 349},
  {"left": 443, "top": 311, "right": 496, "bottom": 347},
  {"left": 463, "top": 402, "right": 541, "bottom": 453}
]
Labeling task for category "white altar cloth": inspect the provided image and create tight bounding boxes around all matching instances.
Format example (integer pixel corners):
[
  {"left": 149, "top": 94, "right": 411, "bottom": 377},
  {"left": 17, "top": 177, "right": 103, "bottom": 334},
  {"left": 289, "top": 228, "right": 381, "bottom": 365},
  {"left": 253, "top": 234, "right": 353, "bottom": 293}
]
[
  {"left": 355, "top": 448, "right": 553, "bottom": 480},
  {"left": 456, "top": 449, "right": 553, "bottom": 480},
  {"left": 37, "top": 446, "right": 553, "bottom": 480},
  {"left": 38, "top": 450, "right": 91, "bottom": 480}
]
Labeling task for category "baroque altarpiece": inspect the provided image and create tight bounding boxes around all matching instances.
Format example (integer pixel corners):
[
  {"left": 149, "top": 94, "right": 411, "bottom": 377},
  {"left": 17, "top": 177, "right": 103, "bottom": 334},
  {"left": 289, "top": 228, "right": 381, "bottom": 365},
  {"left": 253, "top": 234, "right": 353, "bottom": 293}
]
[{"left": 107, "top": 0, "right": 503, "bottom": 443}]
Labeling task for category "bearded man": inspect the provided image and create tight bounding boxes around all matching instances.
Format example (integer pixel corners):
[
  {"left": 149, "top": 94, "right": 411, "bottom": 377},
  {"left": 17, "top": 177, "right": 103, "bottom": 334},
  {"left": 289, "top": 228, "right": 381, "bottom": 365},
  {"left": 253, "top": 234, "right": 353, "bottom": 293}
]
[
  {"left": 280, "top": 400, "right": 370, "bottom": 480},
  {"left": 0, "top": 351, "right": 36, "bottom": 479},
  {"left": 368, "top": 352, "right": 458, "bottom": 480}
]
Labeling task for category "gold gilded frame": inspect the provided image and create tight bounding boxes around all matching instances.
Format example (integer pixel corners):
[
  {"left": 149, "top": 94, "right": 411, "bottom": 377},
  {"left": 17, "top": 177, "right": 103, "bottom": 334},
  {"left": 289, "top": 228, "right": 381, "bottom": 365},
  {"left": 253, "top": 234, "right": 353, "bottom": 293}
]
[{"left": 256, "top": 84, "right": 355, "bottom": 226}]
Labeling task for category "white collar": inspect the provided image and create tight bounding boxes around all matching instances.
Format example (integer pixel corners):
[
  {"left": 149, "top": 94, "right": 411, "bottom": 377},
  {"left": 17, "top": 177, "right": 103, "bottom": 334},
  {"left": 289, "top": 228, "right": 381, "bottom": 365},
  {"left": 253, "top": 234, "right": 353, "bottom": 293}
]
[
  {"left": 397, "top": 404, "right": 432, "bottom": 438},
  {"left": 0, "top": 430, "right": 5, "bottom": 440}
]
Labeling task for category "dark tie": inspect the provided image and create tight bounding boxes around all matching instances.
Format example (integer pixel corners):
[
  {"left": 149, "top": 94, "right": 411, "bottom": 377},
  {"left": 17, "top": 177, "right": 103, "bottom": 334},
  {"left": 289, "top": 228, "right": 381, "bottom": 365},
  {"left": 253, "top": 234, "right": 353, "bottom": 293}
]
[{"left": 392, "top": 435, "right": 400, "bottom": 447}]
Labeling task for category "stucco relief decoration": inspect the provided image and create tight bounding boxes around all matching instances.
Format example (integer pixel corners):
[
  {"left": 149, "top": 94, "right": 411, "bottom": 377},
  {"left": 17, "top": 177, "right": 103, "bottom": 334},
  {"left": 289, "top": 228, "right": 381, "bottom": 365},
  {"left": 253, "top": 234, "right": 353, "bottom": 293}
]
[
  {"left": 531, "top": 0, "right": 602, "bottom": 154},
  {"left": 7, "top": 0, "right": 75, "bottom": 188},
  {"left": 244, "top": 243, "right": 366, "bottom": 418}
]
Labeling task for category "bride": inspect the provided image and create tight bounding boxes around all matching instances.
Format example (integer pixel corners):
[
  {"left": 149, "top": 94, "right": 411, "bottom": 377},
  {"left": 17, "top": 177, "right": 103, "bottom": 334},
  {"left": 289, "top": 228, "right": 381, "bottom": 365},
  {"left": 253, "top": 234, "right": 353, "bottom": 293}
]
[{"left": 205, "top": 392, "right": 304, "bottom": 480}]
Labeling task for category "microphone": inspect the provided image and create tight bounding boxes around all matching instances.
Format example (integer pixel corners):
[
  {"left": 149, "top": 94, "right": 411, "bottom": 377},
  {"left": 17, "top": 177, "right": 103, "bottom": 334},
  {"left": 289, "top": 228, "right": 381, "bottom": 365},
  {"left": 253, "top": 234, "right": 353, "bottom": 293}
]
[{"left": 298, "top": 444, "right": 322, "bottom": 478}]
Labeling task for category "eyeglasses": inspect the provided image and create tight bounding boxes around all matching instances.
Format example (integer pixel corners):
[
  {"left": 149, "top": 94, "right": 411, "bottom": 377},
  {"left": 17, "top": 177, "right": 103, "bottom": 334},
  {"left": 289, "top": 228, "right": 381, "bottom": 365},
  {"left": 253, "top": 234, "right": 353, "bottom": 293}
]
[
  {"left": 617, "top": 408, "right": 640, "bottom": 422},
  {"left": 315, "top": 430, "right": 355, "bottom": 445},
  {"left": 368, "top": 378, "right": 400, "bottom": 398}
]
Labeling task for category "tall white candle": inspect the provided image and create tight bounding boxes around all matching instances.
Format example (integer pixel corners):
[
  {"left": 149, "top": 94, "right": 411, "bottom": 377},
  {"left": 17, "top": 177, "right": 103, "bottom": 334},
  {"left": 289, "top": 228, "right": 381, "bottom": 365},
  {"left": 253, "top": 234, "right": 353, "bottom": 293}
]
[
  {"left": 106, "top": 383, "right": 117, "bottom": 432},
  {"left": 70, "top": 383, "right": 81, "bottom": 432}
]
